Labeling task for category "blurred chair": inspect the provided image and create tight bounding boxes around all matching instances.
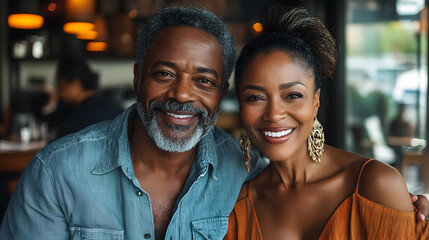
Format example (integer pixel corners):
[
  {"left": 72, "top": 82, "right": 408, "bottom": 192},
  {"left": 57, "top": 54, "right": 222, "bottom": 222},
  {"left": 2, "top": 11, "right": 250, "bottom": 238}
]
[{"left": 364, "top": 115, "right": 397, "bottom": 165}]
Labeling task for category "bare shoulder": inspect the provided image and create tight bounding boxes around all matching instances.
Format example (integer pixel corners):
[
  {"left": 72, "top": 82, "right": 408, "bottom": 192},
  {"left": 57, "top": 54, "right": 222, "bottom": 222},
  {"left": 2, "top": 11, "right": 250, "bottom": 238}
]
[
  {"left": 358, "top": 160, "right": 414, "bottom": 212},
  {"left": 324, "top": 145, "right": 367, "bottom": 170}
]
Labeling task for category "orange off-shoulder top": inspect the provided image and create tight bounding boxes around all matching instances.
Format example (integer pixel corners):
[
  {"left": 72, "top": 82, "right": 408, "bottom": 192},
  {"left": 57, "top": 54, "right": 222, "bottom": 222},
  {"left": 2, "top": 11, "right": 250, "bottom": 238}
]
[{"left": 225, "top": 160, "right": 429, "bottom": 239}]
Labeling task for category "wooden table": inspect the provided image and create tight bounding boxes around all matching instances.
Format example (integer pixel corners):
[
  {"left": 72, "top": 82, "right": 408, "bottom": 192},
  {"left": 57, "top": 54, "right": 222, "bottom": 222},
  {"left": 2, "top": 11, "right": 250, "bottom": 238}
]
[
  {"left": 0, "top": 142, "right": 44, "bottom": 195},
  {"left": 0, "top": 149, "right": 39, "bottom": 173}
]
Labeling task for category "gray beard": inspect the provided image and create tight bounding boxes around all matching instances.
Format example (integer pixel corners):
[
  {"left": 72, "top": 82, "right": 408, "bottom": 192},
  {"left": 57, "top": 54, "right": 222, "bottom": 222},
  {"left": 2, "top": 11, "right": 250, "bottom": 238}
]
[{"left": 136, "top": 100, "right": 219, "bottom": 153}]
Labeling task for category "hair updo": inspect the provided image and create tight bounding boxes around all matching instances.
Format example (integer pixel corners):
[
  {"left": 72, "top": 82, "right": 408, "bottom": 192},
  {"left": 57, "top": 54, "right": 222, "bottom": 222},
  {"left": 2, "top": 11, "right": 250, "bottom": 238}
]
[{"left": 235, "top": 5, "right": 338, "bottom": 95}]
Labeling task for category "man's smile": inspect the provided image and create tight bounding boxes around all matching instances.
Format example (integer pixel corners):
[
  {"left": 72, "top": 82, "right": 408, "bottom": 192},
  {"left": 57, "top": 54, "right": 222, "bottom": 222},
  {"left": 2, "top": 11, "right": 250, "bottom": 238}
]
[{"left": 163, "top": 111, "right": 198, "bottom": 126}]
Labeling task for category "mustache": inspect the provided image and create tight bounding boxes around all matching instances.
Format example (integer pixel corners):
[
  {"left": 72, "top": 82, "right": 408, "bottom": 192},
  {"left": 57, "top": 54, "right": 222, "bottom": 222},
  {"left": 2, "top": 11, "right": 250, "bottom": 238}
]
[{"left": 148, "top": 100, "right": 209, "bottom": 119}]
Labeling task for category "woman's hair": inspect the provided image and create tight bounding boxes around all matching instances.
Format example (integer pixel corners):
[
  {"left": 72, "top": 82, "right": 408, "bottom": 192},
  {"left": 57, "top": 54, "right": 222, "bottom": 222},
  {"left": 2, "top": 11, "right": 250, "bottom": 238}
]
[{"left": 235, "top": 6, "right": 337, "bottom": 95}]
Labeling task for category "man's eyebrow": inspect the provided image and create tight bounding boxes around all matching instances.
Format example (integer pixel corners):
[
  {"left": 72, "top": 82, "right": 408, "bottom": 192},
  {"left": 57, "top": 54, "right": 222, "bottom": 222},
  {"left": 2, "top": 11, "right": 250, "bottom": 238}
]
[
  {"left": 153, "top": 60, "right": 177, "bottom": 68},
  {"left": 152, "top": 61, "right": 218, "bottom": 78},
  {"left": 195, "top": 67, "right": 218, "bottom": 78}
]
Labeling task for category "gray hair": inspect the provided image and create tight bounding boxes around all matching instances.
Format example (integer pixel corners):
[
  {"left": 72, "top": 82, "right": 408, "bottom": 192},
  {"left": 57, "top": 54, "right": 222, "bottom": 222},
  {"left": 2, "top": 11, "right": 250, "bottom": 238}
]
[{"left": 135, "top": 6, "right": 235, "bottom": 93}]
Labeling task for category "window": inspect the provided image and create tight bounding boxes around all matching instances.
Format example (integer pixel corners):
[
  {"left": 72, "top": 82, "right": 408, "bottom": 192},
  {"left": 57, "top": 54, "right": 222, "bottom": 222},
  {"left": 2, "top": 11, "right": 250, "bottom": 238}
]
[{"left": 345, "top": 1, "right": 427, "bottom": 171}]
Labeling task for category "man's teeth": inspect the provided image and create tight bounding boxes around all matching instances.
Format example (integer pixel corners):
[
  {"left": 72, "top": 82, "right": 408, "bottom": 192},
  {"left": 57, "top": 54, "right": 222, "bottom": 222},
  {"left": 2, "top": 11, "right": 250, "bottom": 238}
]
[
  {"left": 166, "top": 112, "right": 194, "bottom": 119},
  {"left": 263, "top": 129, "right": 292, "bottom": 138}
]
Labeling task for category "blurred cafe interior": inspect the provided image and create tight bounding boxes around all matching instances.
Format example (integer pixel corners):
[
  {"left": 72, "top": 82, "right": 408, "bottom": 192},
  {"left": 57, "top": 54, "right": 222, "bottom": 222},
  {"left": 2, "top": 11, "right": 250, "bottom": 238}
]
[{"left": 0, "top": 0, "right": 429, "bottom": 222}]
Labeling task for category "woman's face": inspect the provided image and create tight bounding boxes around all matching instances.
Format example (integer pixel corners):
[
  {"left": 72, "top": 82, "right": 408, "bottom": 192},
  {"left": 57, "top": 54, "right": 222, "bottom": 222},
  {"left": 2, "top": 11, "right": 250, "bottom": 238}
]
[{"left": 239, "top": 51, "right": 320, "bottom": 162}]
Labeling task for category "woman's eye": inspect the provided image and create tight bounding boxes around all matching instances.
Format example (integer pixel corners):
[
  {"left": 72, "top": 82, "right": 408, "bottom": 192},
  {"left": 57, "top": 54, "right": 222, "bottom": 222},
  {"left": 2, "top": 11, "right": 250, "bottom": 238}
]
[
  {"left": 246, "top": 95, "right": 263, "bottom": 102},
  {"left": 286, "top": 92, "right": 303, "bottom": 99}
]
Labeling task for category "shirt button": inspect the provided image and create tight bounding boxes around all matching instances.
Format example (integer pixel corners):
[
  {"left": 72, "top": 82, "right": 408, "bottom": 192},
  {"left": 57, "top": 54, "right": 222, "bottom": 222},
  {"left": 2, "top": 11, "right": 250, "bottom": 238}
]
[
  {"left": 144, "top": 233, "right": 151, "bottom": 239},
  {"left": 136, "top": 190, "right": 143, "bottom": 196}
]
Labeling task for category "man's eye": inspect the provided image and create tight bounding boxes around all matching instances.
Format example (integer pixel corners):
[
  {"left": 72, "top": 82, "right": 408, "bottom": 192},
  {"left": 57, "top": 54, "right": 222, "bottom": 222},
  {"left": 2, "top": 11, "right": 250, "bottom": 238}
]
[
  {"left": 156, "top": 71, "right": 173, "bottom": 78},
  {"left": 198, "top": 78, "right": 215, "bottom": 86}
]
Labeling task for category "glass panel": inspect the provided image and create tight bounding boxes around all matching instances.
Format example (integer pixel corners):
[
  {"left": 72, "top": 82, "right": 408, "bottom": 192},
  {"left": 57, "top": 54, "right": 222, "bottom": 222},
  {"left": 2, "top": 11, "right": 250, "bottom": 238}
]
[{"left": 345, "top": 0, "right": 427, "bottom": 182}]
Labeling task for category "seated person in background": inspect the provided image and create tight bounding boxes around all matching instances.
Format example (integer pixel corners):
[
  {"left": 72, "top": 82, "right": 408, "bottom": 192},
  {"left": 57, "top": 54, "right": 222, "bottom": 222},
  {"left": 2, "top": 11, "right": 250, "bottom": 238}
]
[
  {"left": 389, "top": 103, "right": 414, "bottom": 138},
  {"left": 225, "top": 5, "right": 428, "bottom": 239},
  {"left": 389, "top": 103, "right": 415, "bottom": 168},
  {"left": 42, "top": 56, "right": 123, "bottom": 139}
]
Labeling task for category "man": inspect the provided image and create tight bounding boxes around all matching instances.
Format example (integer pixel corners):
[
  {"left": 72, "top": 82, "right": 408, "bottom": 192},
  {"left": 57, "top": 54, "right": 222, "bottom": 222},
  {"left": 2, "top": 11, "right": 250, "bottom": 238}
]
[
  {"left": 42, "top": 56, "right": 124, "bottom": 140},
  {"left": 0, "top": 6, "right": 427, "bottom": 240},
  {"left": 0, "top": 7, "right": 264, "bottom": 239}
]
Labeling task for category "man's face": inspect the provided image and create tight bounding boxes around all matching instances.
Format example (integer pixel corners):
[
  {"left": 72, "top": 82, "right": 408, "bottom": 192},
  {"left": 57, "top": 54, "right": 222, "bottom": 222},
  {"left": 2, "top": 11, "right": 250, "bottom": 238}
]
[{"left": 134, "top": 25, "right": 227, "bottom": 152}]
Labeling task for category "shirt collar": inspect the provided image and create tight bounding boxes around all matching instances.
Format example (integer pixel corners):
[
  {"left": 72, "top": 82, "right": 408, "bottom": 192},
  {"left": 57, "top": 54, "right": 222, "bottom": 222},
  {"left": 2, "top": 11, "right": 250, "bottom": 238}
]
[
  {"left": 194, "top": 127, "right": 219, "bottom": 180},
  {"left": 92, "top": 104, "right": 134, "bottom": 178},
  {"left": 92, "top": 104, "right": 220, "bottom": 180}
]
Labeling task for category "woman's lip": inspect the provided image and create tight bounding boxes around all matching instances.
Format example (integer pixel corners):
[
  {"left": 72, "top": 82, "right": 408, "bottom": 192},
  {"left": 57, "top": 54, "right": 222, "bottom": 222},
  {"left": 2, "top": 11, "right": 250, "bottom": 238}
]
[
  {"left": 259, "top": 128, "right": 294, "bottom": 144},
  {"left": 260, "top": 127, "right": 293, "bottom": 132}
]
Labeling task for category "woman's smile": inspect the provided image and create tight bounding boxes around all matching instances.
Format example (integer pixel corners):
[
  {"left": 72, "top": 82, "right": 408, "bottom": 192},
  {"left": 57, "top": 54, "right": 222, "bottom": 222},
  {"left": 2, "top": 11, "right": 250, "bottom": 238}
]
[{"left": 260, "top": 127, "right": 294, "bottom": 144}]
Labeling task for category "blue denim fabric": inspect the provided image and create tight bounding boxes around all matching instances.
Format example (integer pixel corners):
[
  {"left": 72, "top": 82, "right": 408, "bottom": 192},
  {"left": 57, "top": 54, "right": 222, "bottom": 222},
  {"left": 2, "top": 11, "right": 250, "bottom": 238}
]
[{"left": 0, "top": 105, "right": 267, "bottom": 240}]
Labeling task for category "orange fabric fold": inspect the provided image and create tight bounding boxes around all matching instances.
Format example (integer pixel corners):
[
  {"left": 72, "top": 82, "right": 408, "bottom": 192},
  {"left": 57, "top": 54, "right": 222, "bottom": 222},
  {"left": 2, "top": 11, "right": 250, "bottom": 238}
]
[
  {"left": 225, "top": 160, "right": 429, "bottom": 239},
  {"left": 319, "top": 193, "right": 428, "bottom": 240}
]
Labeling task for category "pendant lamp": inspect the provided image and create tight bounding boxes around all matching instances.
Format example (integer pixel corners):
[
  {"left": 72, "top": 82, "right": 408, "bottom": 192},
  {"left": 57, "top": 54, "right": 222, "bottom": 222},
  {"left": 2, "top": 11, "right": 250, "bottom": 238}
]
[
  {"left": 63, "top": 0, "right": 95, "bottom": 35},
  {"left": 86, "top": 15, "right": 108, "bottom": 52},
  {"left": 8, "top": 0, "right": 44, "bottom": 29}
]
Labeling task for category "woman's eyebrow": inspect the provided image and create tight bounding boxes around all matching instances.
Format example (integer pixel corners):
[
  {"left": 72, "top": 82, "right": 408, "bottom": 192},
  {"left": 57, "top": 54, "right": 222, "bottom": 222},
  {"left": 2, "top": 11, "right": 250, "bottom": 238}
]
[
  {"left": 279, "top": 81, "right": 307, "bottom": 89},
  {"left": 242, "top": 85, "right": 265, "bottom": 92}
]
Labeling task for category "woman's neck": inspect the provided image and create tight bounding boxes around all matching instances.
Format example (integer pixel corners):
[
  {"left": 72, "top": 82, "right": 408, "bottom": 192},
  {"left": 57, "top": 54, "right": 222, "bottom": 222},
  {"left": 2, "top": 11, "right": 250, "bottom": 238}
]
[{"left": 265, "top": 149, "right": 324, "bottom": 190}]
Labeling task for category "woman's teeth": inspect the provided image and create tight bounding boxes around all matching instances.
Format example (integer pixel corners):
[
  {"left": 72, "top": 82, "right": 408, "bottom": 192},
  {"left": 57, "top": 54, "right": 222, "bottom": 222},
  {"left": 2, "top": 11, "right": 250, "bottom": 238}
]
[{"left": 262, "top": 129, "right": 292, "bottom": 138}]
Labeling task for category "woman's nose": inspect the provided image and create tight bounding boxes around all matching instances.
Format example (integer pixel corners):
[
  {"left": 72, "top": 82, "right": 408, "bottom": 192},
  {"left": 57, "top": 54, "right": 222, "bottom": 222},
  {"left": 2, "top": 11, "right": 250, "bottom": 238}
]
[{"left": 263, "top": 99, "right": 287, "bottom": 122}]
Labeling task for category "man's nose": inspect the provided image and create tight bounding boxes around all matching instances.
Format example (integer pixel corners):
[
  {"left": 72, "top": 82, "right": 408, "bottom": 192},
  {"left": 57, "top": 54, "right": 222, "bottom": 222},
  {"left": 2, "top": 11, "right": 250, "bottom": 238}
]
[{"left": 167, "top": 76, "right": 196, "bottom": 103}]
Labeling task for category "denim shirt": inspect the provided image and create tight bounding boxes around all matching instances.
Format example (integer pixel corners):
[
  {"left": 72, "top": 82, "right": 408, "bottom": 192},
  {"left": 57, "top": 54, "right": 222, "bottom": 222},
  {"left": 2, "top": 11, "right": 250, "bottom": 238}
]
[{"left": 0, "top": 105, "right": 267, "bottom": 240}]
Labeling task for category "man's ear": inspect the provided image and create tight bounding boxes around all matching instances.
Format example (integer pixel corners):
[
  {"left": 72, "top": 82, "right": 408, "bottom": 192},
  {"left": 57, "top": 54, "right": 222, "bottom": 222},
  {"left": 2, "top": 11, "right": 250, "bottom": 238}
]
[
  {"left": 220, "top": 82, "right": 230, "bottom": 100},
  {"left": 133, "top": 63, "right": 140, "bottom": 96}
]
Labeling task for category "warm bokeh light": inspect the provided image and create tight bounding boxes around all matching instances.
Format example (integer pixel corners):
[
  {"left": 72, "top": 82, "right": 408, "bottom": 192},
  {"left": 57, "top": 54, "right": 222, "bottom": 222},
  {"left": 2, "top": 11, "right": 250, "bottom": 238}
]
[
  {"left": 8, "top": 14, "right": 44, "bottom": 29},
  {"left": 63, "top": 22, "right": 95, "bottom": 34},
  {"left": 48, "top": 3, "right": 57, "bottom": 12},
  {"left": 253, "top": 22, "right": 263, "bottom": 33},
  {"left": 65, "top": 0, "right": 95, "bottom": 21},
  {"left": 128, "top": 9, "right": 137, "bottom": 19},
  {"left": 86, "top": 42, "right": 107, "bottom": 51},
  {"left": 76, "top": 30, "right": 98, "bottom": 40}
]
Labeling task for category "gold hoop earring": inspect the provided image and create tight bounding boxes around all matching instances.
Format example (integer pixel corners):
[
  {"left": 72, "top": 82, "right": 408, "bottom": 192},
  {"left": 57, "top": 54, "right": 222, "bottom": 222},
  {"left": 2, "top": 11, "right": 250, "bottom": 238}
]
[
  {"left": 307, "top": 118, "right": 325, "bottom": 163},
  {"left": 240, "top": 129, "right": 251, "bottom": 172}
]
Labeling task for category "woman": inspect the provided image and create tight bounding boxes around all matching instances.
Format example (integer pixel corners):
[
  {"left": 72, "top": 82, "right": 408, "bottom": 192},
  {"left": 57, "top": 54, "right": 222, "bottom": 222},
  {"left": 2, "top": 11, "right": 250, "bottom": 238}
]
[{"left": 225, "top": 6, "right": 428, "bottom": 239}]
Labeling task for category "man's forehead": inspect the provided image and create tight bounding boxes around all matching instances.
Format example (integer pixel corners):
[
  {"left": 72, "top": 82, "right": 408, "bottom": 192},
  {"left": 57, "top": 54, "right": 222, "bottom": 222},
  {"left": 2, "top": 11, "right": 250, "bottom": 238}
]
[
  {"left": 155, "top": 25, "right": 217, "bottom": 44},
  {"left": 144, "top": 25, "right": 224, "bottom": 70}
]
